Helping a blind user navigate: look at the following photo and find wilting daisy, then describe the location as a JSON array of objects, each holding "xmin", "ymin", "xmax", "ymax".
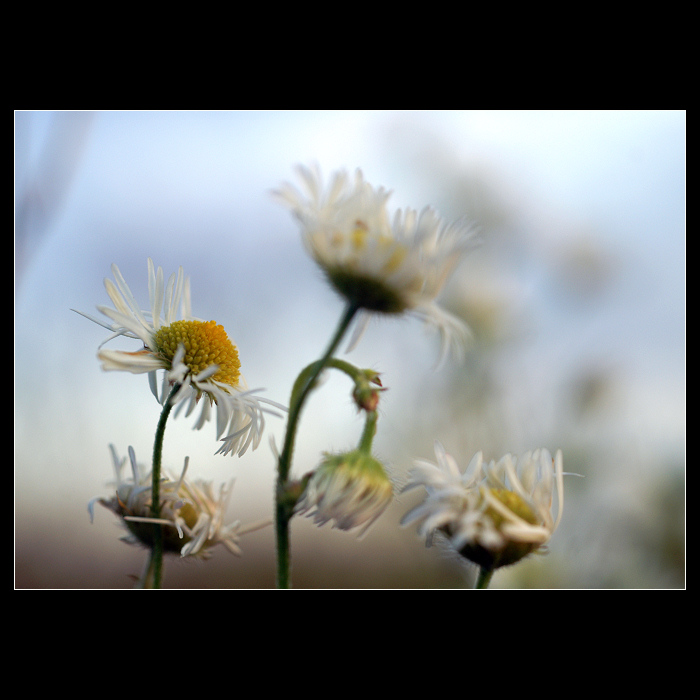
[
  {"xmin": 74, "ymin": 258, "xmax": 284, "ymax": 456},
  {"xmin": 89, "ymin": 445, "xmax": 269, "ymax": 558},
  {"xmin": 274, "ymin": 165, "xmax": 476, "ymax": 364},
  {"xmin": 295, "ymin": 449, "xmax": 394, "ymax": 537},
  {"xmin": 401, "ymin": 443, "xmax": 564, "ymax": 571}
]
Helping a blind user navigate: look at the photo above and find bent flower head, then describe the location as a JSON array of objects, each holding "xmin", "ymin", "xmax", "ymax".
[
  {"xmin": 89, "ymin": 445, "xmax": 267, "ymax": 558},
  {"xmin": 74, "ymin": 258, "xmax": 284, "ymax": 456},
  {"xmin": 401, "ymin": 442, "xmax": 564, "ymax": 570},
  {"xmin": 274, "ymin": 165, "xmax": 476, "ymax": 363},
  {"xmin": 295, "ymin": 449, "xmax": 394, "ymax": 537}
]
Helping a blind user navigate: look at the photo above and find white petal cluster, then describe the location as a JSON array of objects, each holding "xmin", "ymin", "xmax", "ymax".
[
  {"xmin": 402, "ymin": 443, "xmax": 564, "ymax": 567},
  {"xmin": 295, "ymin": 450, "xmax": 394, "ymax": 538},
  {"xmin": 275, "ymin": 165, "xmax": 476, "ymax": 364},
  {"xmin": 75, "ymin": 259, "xmax": 284, "ymax": 456},
  {"xmin": 89, "ymin": 445, "xmax": 267, "ymax": 558}
]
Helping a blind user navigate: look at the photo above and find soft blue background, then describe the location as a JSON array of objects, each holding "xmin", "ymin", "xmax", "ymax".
[{"xmin": 15, "ymin": 110, "xmax": 685, "ymax": 588}]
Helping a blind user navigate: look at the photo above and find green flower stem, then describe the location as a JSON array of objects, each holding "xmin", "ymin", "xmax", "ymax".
[
  {"xmin": 320, "ymin": 357, "xmax": 366, "ymax": 383},
  {"xmin": 147, "ymin": 382, "xmax": 180, "ymax": 590},
  {"xmin": 475, "ymin": 566, "xmax": 494, "ymax": 589},
  {"xmin": 276, "ymin": 302, "xmax": 359, "ymax": 589},
  {"xmin": 136, "ymin": 548, "xmax": 158, "ymax": 589},
  {"xmin": 357, "ymin": 410, "xmax": 378, "ymax": 454}
]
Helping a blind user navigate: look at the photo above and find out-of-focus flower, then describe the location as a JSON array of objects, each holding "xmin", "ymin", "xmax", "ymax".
[
  {"xmin": 89, "ymin": 445, "xmax": 268, "ymax": 558},
  {"xmin": 274, "ymin": 165, "xmax": 476, "ymax": 364},
  {"xmin": 402, "ymin": 442, "xmax": 564, "ymax": 570},
  {"xmin": 74, "ymin": 258, "xmax": 284, "ymax": 456},
  {"xmin": 295, "ymin": 449, "xmax": 394, "ymax": 537}
]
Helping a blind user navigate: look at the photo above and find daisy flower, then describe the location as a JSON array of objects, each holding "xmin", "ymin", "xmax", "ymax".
[
  {"xmin": 294, "ymin": 449, "xmax": 394, "ymax": 537},
  {"xmin": 401, "ymin": 442, "xmax": 565, "ymax": 570},
  {"xmin": 89, "ymin": 445, "xmax": 269, "ymax": 558},
  {"xmin": 74, "ymin": 258, "xmax": 284, "ymax": 456},
  {"xmin": 274, "ymin": 164, "xmax": 477, "ymax": 364}
]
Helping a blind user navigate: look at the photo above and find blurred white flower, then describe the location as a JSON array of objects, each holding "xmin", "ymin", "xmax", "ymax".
[
  {"xmin": 89, "ymin": 445, "xmax": 268, "ymax": 558},
  {"xmin": 74, "ymin": 258, "xmax": 284, "ymax": 456},
  {"xmin": 402, "ymin": 443, "xmax": 564, "ymax": 570},
  {"xmin": 274, "ymin": 165, "xmax": 476, "ymax": 364},
  {"xmin": 295, "ymin": 449, "xmax": 394, "ymax": 537}
]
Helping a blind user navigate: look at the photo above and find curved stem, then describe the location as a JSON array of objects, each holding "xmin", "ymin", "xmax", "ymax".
[
  {"xmin": 148, "ymin": 382, "xmax": 180, "ymax": 589},
  {"xmin": 275, "ymin": 303, "xmax": 359, "ymax": 589},
  {"xmin": 277, "ymin": 304, "xmax": 359, "ymax": 484},
  {"xmin": 357, "ymin": 410, "xmax": 378, "ymax": 454}
]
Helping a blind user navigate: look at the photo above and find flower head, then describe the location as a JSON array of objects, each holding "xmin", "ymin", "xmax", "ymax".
[
  {"xmin": 295, "ymin": 449, "xmax": 394, "ymax": 537},
  {"xmin": 274, "ymin": 165, "xmax": 476, "ymax": 364},
  {"xmin": 89, "ymin": 445, "xmax": 267, "ymax": 558},
  {"xmin": 74, "ymin": 258, "xmax": 284, "ymax": 456},
  {"xmin": 401, "ymin": 442, "xmax": 564, "ymax": 570}
]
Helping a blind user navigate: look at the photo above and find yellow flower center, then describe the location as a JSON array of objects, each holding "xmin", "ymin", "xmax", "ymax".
[
  {"xmin": 157, "ymin": 499, "xmax": 200, "ymax": 554},
  {"xmin": 154, "ymin": 320, "xmax": 241, "ymax": 387},
  {"xmin": 485, "ymin": 488, "xmax": 538, "ymax": 528},
  {"xmin": 350, "ymin": 224, "xmax": 408, "ymax": 272},
  {"xmin": 315, "ymin": 224, "xmax": 413, "ymax": 314}
]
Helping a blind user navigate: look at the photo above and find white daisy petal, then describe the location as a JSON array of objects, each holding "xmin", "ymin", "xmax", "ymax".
[
  {"xmin": 148, "ymin": 258, "xmax": 164, "ymax": 331},
  {"xmin": 76, "ymin": 259, "xmax": 285, "ymax": 456},
  {"xmin": 295, "ymin": 449, "xmax": 394, "ymax": 538},
  {"xmin": 90, "ymin": 446, "xmax": 268, "ymax": 559},
  {"xmin": 402, "ymin": 443, "xmax": 566, "ymax": 571},
  {"xmin": 275, "ymin": 165, "xmax": 477, "ymax": 363}
]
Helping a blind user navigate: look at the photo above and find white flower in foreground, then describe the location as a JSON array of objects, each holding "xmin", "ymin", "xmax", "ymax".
[
  {"xmin": 74, "ymin": 258, "xmax": 284, "ymax": 456},
  {"xmin": 295, "ymin": 450, "xmax": 394, "ymax": 537},
  {"xmin": 401, "ymin": 443, "xmax": 564, "ymax": 570},
  {"xmin": 274, "ymin": 165, "xmax": 476, "ymax": 364},
  {"xmin": 89, "ymin": 445, "xmax": 268, "ymax": 558}
]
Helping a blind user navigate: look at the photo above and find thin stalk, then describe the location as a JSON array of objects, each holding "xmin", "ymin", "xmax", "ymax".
[
  {"xmin": 136, "ymin": 549, "xmax": 158, "ymax": 589},
  {"xmin": 357, "ymin": 410, "xmax": 378, "ymax": 454},
  {"xmin": 276, "ymin": 303, "xmax": 359, "ymax": 589},
  {"xmin": 148, "ymin": 382, "xmax": 180, "ymax": 590},
  {"xmin": 475, "ymin": 566, "xmax": 494, "ymax": 589}
]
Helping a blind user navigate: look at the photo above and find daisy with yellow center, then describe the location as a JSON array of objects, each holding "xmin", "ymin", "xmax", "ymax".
[
  {"xmin": 75, "ymin": 258, "xmax": 283, "ymax": 456},
  {"xmin": 89, "ymin": 445, "xmax": 269, "ymax": 560},
  {"xmin": 401, "ymin": 442, "xmax": 564, "ymax": 584},
  {"xmin": 274, "ymin": 164, "xmax": 477, "ymax": 364}
]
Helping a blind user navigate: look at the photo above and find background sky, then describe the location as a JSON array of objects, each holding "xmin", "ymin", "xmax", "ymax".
[{"xmin": 15, "ymin": 110, "xmax": 685, "ymax": 589}]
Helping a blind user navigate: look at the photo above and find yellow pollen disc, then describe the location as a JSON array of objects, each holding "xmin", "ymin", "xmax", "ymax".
[
  {"xmin": 349, "ymin": 226, "xmax": 407, "ymax": 273},
  {"xmin": 351, "ymin": 224, "xmax": 369, "ymax": 250},
  {"xmin": 485, "ymin": 488, "xmax": 538, "ymax": 527},
  {"xmin": 154, "ymin": 320, "xmax": 241, "ymax": 387}
]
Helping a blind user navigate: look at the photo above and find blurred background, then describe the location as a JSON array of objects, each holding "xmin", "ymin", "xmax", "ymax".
[{"xmin": 15, "ymin": 110, "xmax": 685, "ymax": 589}]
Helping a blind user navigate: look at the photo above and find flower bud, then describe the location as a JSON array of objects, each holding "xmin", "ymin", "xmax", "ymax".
[{"xmin": 295, "ymin": 449, "xmax": 393, "ymax": 537}]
